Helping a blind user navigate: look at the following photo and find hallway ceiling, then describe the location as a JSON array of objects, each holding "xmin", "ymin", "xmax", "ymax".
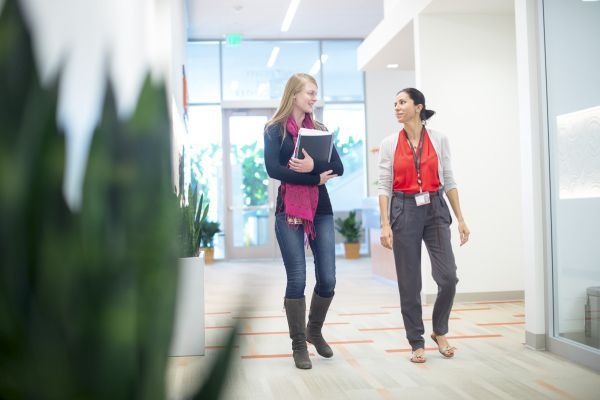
[{"xmin": 186, "ymin": 0, "xmax": 384, "ymax": 40}]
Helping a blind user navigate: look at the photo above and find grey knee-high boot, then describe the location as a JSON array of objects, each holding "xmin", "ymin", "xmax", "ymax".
[
  {"xmin": 306, "ymin": 292, "xmax": 334, "ymax": 358},
  {"xmin": 284, "ymin": 297, "xmax": 312, "ymax": 369}
]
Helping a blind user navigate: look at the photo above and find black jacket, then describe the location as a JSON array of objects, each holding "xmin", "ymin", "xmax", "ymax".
[{"xmin": 263, "ymin": 122, "xmax": 344, "ymax": 215}]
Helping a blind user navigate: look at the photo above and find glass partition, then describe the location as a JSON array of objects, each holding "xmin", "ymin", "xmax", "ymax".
[{"xmin": 543, "ymin": 0, "xmax": 600, "ymax": 351}]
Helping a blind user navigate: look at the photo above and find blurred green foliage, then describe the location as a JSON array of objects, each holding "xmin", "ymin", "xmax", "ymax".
[{"xmin": 0, "ymin": 1, "xmax": 174, "ymax": 398}]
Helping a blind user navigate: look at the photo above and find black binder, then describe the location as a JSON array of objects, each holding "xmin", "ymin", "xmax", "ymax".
[{"xmin": 293, "ymin": 128, "xmax": 334, "ymax": 163}]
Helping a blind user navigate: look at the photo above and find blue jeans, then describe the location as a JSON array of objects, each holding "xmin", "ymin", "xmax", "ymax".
[{"xmin": 275, "ymin": 213, "xmax": 336, "ymax": 299}]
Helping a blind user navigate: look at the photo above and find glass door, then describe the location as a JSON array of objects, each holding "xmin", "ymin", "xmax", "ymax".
[{"xmin": 223, "ymin": 109, "xmax": 278, "ymax": 259}]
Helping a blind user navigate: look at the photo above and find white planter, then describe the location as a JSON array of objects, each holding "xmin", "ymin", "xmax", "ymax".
[{"xmin": 169, "ymin": 255, "xmax": 205, "ymax": 356}]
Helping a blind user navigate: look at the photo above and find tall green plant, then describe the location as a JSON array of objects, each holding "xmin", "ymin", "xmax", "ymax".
[
  {"xmin": 335, "ymin": 211, "xmax": 363, "ymax": 243},
  {"xmin": 179, "ymin": 185, "xmax": 209, "ymax": 257},
  {"xmin": 0, "ymin": 3, "xmax": 240, "ymax": 399}
]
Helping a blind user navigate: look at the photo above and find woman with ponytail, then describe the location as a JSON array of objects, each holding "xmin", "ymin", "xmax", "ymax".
[
  {"xmin": 264, "ymin": 73, "xmax": 343, "ymax": 369},
  {"xmin": 377, "ymin": 88, "xmax": 470, "ymax": 364}
]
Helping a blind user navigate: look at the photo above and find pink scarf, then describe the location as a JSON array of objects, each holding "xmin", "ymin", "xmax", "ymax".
[{"xmin": 281, "ymin": 115, "xmax": 320, "ymax": 240}]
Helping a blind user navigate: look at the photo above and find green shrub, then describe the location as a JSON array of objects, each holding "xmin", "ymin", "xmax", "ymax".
[{"xmin": 335, "ymin": 211, "xmax": 363, "ymax": 243}]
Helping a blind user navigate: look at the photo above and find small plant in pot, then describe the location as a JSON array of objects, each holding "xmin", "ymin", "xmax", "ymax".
[
  {"xmin": 335, "ymin": 210, "xmax": 363, "ymax": 259},
  {"xmin": 199, "ymin": 220, "xmax": 221, "ymax": 265}
]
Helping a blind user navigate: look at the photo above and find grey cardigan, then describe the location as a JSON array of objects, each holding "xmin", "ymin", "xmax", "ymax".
[{"xmin": 377, "ymin": 128, "xmax": 457, "ymax": 198}]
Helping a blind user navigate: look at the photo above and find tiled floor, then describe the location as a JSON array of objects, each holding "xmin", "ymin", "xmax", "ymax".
[{"xmin": 166, "ymin": 258, "xmax": 600, "ymax": 400}]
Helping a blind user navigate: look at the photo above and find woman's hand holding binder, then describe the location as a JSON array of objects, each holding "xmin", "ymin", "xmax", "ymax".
[{"xmin": 289, "ymin": 149, "xmax": 315, "ymax": 173}]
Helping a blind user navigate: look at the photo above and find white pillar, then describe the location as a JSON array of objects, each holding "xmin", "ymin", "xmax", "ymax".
[{"xmin": 514, "ymin": 0, "xmax": 547, "ymax": 349}]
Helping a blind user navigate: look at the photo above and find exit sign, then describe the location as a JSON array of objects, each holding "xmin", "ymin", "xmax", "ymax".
[{"xmin": 225, "ymin": 34, "xmax": 243, "ymax": 46}]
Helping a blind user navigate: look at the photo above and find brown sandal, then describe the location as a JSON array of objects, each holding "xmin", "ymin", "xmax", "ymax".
[
  {"xmin": 431, "ymin": 333, "xmax": 456, "ymax": 358},
  {"xmin": 410, "ymin": 349, "xmax": 426, "ymax": 363}
]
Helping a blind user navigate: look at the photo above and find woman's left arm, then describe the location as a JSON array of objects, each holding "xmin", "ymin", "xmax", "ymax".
[{"xmin": 446, "ymin": 188, "xmax": 470, "ymax": 246}]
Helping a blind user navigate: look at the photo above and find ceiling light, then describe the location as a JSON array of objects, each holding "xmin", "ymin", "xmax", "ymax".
[
  {"xmin": 281, "ymin": 0, "xmax": 301, "ymax": 32},
  {"xmin": 386, "ymin": 64, "xmax": 399, "ymax": 69},
  {"xmin": 308, "ymin": 59, "xmax": 321, "ymax": 75},
  {"xmin": 267, "ymin": 47, "xmax": 280, "ymax": 68}
]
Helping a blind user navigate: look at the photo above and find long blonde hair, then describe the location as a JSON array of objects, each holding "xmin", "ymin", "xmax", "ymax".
[{"xmin": 266, "ymin": 73, "xmax": 322, "ymax": 136}]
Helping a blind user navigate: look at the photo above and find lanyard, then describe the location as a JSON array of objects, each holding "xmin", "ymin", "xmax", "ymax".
[{"xmin": 403, "ymin": 127, "xmax": 426, "ymax": 192}]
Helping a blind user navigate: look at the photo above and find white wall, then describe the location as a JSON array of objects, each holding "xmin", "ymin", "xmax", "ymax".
[
  {"xmin": 415, "ymin": 14, "xmax": 524, "ymax": 295},
  {"xmin": 365, "ymin": 69, "xmax": 415, "ymax": 197},
  {"xmin": 170, "ymin": 0, "xmax": 188, "ymax": 193}
]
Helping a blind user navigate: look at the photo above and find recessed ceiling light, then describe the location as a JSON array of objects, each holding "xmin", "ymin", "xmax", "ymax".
[
  {"xmin": 281, "ymin": 0, "xmax": 301, "ymax": 32},
  {"xmin": 386, "ymin": 64, "xmax": 399, "ymax": 69}
]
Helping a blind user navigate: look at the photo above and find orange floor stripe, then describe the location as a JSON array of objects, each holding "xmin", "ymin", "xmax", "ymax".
[
  {"xmin": 386, "ymin": 347, "xmax": 438, "ymax": 353},
  {"xmin": 381, "ymin": 305, "xmax": 431, "ymax": 309},
  {"xmin": 451, "ymin": 307, "xmax": 492, "ymax": 312},
  {"xmin": 206, "ymin": 326, "xmax": 233, "ymax": 330},
  {"xmin": 237, "ymin": 331, "xmax": 287, "ymax": 336},
  {"xmin": 329, "ymin": 340, "xmax": 374, "ymax": 345},
  {"xmin": 425, "ymin": 317, "xmax": 460, "ymax": 321},
  {"xmin": 535, "ymin": 379, "xmax": 577, "ymax": 400},
  {"xmin": 448, "ymin": 334, "xmax": 502, "ymax": 339},
  {"xmin": 359, "ymin": 327, "xmax": 404, "ymax": 331},
  {"xmin": 385, "ymin": 336, "xmax": 501, "ymax": 352},
  {"xmin": 477, "ymin": 322, "xmax": 525, "ymax": 326},
  {"xmin": 475, "ymin": 300, "xmax": 524, "ymax": 304},
  {"xmin": 241, "ymin": 352, "xmax": 315, "ymax": 359},
  {"xmin": 338, "ymin": 312, "xmax": 391, "ymax": 316}
]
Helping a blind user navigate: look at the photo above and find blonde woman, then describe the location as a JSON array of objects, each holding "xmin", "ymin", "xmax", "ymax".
[
  {"xmin": 378, "ymin": 88, "xmax": 470, "ymax": 363},
  {"xmin": 264, "ymin": 73, "xmax": 343, "ymax": 369}
]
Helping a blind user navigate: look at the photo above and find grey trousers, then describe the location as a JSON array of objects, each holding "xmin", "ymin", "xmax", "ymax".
[{"xmin": 390, "ymin": 190, "xmax": 458, "ymax": 350}]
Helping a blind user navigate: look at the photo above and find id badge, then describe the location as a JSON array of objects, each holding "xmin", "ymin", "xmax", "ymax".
[{"xmin": 415, "ymin": 192, "xmax": 431, "ymax": 206}]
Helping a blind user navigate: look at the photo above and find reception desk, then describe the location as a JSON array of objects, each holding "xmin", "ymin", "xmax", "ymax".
[
  {"xmin": 362, "ymin": 197, "xmax": 397, "ymax": 283},
  {"xmin": 369, "ymin": 228, "xmax": 397, "ymax": 282}
]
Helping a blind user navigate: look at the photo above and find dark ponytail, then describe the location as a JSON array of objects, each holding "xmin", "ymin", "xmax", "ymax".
[
  {"xmin": 421, "ymin": 109, "xmax": 436, "ymax": 122},
  {"xmin": 397, "ymin": 87, "xmax": 436, "ymax": 124}
]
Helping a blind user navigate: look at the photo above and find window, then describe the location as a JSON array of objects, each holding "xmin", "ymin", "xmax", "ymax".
[
  {"xmin": 186, "ymin": 105, "xmax": 224, "ymax": 258},
  {"xmin": 186, "ymin": 42, "xmax": 221, "ymax": 103},
  {"xmin": 322, "ymin": 41, "xmax": 364, "ymax": 102},
  {"xmin": 222, "ymin": 41, "xmax": 320, "ymax": 100},
  {"xmin": 323, "ymin": 103, "xmax": 366, "ymax": 211}
]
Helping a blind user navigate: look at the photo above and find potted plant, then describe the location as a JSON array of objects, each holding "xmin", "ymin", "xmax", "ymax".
[
  {"xmin": 335, "ymin": 210, "xmax": 363, "ymax": 259},
  {"xmin": 199, "ymin": 220, "xmax": 221, "ymax": 264},
  {"xmin": 171, "ymin": 183, "xmax": 209, "ymax": 357}
]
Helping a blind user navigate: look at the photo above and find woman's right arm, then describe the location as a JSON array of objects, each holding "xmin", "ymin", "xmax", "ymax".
[
  {"xmin": 264, "ymin": 128, "xmax": 320, "ymax": 185},
  {"xmin": 379, "ymin": 195, "xmax": 393, "ymax": 249},
  {"xmin": 377, "ymin": 136, "xmax": 393, "ymax": 250}
]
